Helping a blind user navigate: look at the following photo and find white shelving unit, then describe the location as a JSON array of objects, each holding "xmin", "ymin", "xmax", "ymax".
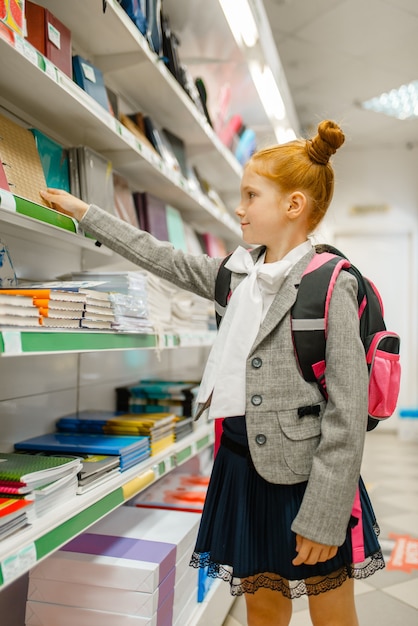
[{"xmin": 0, "ymin": 2, "xmax": 242, "ymax": 623}]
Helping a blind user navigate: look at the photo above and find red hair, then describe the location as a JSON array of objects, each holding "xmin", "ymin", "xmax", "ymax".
[{"xmin": 247, "ymin": 120, "xmax": 345, "ymax": 231}]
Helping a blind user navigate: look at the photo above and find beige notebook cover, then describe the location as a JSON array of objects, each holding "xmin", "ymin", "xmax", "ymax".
[{"xmin": 0, "ymin": 112, "xmax": 48, "ymax": 205}]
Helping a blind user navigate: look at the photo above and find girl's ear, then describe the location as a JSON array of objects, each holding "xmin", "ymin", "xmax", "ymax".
[{"xmin": 287, "ymin": 191, "xmax": 307, "ymax": 220}]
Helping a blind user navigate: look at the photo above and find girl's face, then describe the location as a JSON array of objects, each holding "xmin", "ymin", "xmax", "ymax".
[{"xmin": 235, "ymin": 167, "xmax": 289, "ymax": 249}]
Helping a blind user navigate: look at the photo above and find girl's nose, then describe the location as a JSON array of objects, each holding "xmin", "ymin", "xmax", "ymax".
[{"xmin": 235, "ymin": 202, "xmax": 244, "ymax": 217}]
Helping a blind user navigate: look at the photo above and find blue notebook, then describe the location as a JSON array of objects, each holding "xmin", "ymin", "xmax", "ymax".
[
  {"xmin": 72, "ymin": 55, "xmax": 111, "ymax": 112},
  {"xmin": 15, "ymin": 433, "xmax": 149, "ymax": 457}
]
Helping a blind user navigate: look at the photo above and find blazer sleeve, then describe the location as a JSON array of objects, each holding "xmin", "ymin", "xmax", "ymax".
[
  {"xmin": 80, "ymin": 204, "xmax": 222, "ymax": 300},
  {"xmin": 290, "ymin": 270, "xmax": 369, "ymax": 546}
]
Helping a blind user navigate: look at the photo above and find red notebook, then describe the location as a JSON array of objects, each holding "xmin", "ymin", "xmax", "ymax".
[{"xmin": 25, "ymin": 1, "xmax": 72, "ymax": 77}]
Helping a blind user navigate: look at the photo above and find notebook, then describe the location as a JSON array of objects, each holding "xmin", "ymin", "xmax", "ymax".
[{"xmin": 72, "ymin": 55, "xmax": 111, "ymax": 112}]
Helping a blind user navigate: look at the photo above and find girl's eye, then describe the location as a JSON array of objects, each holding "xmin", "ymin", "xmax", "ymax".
[{"xmin": 248, "ymin": 191, "xmax": 256, "ymax": 199}]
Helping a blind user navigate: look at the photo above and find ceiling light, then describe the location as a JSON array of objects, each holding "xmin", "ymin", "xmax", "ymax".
[
  {"xmin": 361, "ymin": 80, "xmax": 418, "ymax": 120},
  {"xmin": 219, "ymin": 0, "xmax": 258, "ymax": 48},
  {"xmin": 249, "ymin": 62, "xmax": 286, "ymax": 122}
]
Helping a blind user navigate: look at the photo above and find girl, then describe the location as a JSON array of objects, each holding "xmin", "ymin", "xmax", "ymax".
[{"xmin": 40, "ymin": 120, "xmax": 384, "ymax": 626}]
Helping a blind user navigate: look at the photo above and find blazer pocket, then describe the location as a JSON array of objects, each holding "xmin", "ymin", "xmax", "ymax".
[{"xmin": 279, "ymin": 410, "xmax": 322, "ymax": 476}]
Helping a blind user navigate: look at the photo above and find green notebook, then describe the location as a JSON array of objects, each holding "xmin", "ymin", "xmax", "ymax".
[{"xmin": 0, "ymin": 452, "xmax": 81, "ymax": 488}]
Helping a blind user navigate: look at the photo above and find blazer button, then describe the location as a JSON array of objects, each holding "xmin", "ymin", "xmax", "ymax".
[
  {"xmin": 251, "ymin": 357, "xmax": 262, "ymax": 369},
  {"xmin": 251, "ymin": 394, "xmax": 262, "ymax": 406},
  {"xmin": 255, "ymin": 434, "xmax": 267, "ymax": 445}
]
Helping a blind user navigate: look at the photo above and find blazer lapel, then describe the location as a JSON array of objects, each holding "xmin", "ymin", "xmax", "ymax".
[{"xmin": 251, "ymin": 249, "xmax": 315, "ymax": 350}]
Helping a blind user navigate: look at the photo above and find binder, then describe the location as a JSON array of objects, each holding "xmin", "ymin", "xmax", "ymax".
[
  {"xmin": 72, "ymin": 55, "xmax": 111, "ymax": 112},
  {"xmin": 25, "ymin": 1, "xmax": 72, "ymax": 77}
]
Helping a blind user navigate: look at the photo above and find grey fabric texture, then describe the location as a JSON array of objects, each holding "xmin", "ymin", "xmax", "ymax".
[{"xmin": 81, "ymin": 205, "xmax": 368, "ymax": 546}]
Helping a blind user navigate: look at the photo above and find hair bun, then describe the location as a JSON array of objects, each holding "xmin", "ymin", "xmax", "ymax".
[{"xmin": 306, "ymin": 120, "xmax": 345, "ymax": 165}]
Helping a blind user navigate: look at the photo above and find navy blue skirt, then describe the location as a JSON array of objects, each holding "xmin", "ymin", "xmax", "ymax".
[{"xmin": 190, "ymin": 417, "xmax": 384, "ymax": 598}]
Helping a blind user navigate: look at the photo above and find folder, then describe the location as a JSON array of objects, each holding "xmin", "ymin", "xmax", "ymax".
[
  {"xmin": 0, "ymin": 112, "xmax": 48, "ymax": 205},
  {"xmin": 31, "ymin": 129, "xmax": 70, "ymax": 192},
  {"xmin": 69, "ymin": 146, "xmax": 115, "ymax": 215},
  {"xmin": 140, "ymin": 193, "xmax": 169, "ymax": 241},
  {"xmin": 72, "ymin": 55, "xmax": 111, "ymax": 112},
  {"xmin": 25, "ymin": 1, "xmax": 72, "ymax": 77},
  {"xmin": 113, "ymin": 172, "xmax": 140, "ymax": 227}
]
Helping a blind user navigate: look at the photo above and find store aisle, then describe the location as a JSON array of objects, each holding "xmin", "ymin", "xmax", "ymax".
[{"xmin": 223, "ymin": 430, "xmax": 418, "ymax": 625}]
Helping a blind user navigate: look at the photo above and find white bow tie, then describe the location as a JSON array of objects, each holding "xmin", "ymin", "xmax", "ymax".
[
  {"xmin": 196, "ymin": 246, "xmax": 293, "ymax": 420},
  {"xmin": 225, "ymin": 246, "xmax": 293, "ymax": 295}
]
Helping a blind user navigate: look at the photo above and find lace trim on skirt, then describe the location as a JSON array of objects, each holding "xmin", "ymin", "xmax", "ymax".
[{"xmin": 189, "ymin": 548, "xmax": 385, "ymax": 599}]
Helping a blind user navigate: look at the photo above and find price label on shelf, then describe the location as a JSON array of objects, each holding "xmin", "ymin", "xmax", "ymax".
[
  {"xmin": 0, "ymin": 190, "xmax": 16, "ymax": 212},
  {"xmin": 1, "ymin": 331, "xmax": 23, "ymax": 355},
  {"xmin": 1, "ymin": 543, "xmax": 36, "ymax": 584}
]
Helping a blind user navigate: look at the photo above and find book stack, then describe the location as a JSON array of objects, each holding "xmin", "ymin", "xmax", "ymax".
[
  {"xmin": 0, "ymin": 452, "xmax": 81, "ymax": 521},
  {"xmin": 0, "ymin": 496, "xmax": 34, "ymax": 539},
  {"xmin": 14, "ymin": 432, "xmax": 150, "ymax": 472},
  {"xmin": 116, "ymin": 380, "xmax": 198, "ymax": 418},
  {"xmin": 104, "ymin": 413, "xmax": 177, "ymax": 457},
  {"xmin": 1, "ymin": 283, "xmax": 115, "ymax": 330},
  {"xmin": 26, "ymin": 507, "xmax": 200, "ymax": 625},
  {"xmin": 0, "ymin": 293, "xmax": 40, "ymax": 328},
  {"xmin": 69, "ymin": 271, "xmax": 153, "ymax": 333}
]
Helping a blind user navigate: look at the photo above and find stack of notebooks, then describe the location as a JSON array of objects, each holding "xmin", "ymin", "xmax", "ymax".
[
  {"xmin": 0, "ymin": 496, "xmax": 34, "ymax": 540},
  {"xmin": 0, "ymin": 293, "xmax": 40, "ymax": 328},
  {"xmin": 0, "ymin": 283, "xmax": 115, "ymax": 329},
  {"xmin": 69, "ymin": 271, "xmax": 153, "ymax": 333},
  {"xmin": 0, "ymin": 452, "xmax": 81, "ymax": 522},
  {"xmin": 116, "ymin": 380, "xmax": 198, "ymax": 418},
  {"xmin": 14, "ymin": 432, "xmax": 150, "ymax": 473},
  {"xmin": 103, "ymin": 413, "xmax": 177, "ymax": 457},
  {"xmin": 26, "ymin": 507, "xmax": 201, "ymax": 625}
]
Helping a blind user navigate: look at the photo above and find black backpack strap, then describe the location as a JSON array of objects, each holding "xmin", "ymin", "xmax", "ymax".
[
  {"xmin": 291, "ymin": 251, "xmax": 350, "ymax": 395},
  {"xmin": 214, "ymin": 254, "xmax": 232, "ymax": 328}
]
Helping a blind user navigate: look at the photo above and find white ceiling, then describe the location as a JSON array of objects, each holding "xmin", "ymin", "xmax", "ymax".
[{"xmin": 164, "ymin": 0, "xmax": 418, "ymax": 152}]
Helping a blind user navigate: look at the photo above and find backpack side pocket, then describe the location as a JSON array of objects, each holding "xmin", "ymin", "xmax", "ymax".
[{"xmin": 367, "ymin": 331, "xmax": 401, "ymax": 419}]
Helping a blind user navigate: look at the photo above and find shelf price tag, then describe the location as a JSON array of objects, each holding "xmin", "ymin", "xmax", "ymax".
[
  {"xmin": 1, "ymin": 543, "xmax": 36, "ymax": 585},
  {"xmin": 43, "ymin": 57, "xmax": 57, "ymax": 81},
  {"xmin": 1, "ymin": 331, "xmax": 22, "ymax": 355},
  {"xmin": 0, "ymin": 190, "xmax": 16, "ymax": 212}
]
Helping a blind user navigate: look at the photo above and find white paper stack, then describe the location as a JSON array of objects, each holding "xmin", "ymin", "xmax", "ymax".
[{"xmin": 26, "ymin": 507, "xmax": 201, "ymax": 625}]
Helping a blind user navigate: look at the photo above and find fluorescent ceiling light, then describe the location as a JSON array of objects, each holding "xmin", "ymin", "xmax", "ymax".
[
  {"xmin": 361, "ymin": 80, "xmax": 418, "ymax": 120},
  {"xmin": 249, "ymin": 62, "xmax": 286, "ymax": 122},
  {"xmin": 219, "ymin": 0, "xmax": 258, "ymax": 48}
]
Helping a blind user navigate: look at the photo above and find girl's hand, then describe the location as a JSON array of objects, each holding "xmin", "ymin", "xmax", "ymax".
[
  {"xmin": 292, "ymin": 534, "xmax": 338, "ymax": 566},
  {"xmin": 40, "ymin": 188, "xmax": 89, "ymax": 222}
]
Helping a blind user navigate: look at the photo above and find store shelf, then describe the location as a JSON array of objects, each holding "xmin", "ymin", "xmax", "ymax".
[
  {"xmin": 37, "ymin": 0, "xmax": 242, "ymax": 198},
  {"xmin": 0, "ymin": 423, "xmax": 214, "ymax": 590},
  {"xmin": 0, "ymin": 329, "xmax": 216, "ymax": 356},
  {"xmin": 0, "ymin": 34, "xmax": 241, "ymax": 244}
]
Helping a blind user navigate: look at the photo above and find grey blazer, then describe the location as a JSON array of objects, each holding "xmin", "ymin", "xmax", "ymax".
[{"xmin": 81, "ymin": 205, "xmax": 369, "ymax": 546}]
